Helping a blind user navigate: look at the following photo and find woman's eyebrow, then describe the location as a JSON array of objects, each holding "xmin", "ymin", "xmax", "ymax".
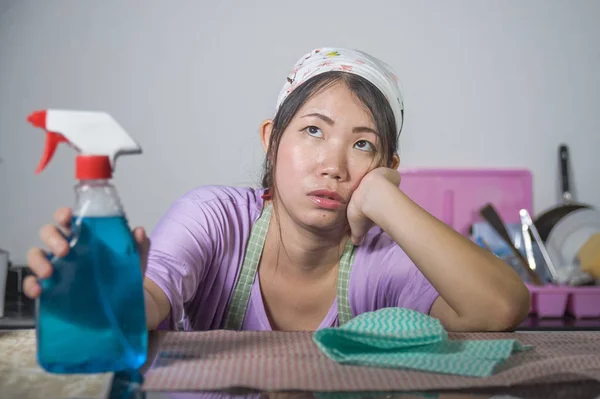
[
  {"xmin": 352, "ymin": 126, "xmax": 378, "ymax": 135},
  {"xmin": 301, "ymin": 113, "xmax": 378, "ymax": 135},
  {"xmin": 302, "ymin": 112, "xmax": 334, "ymax": 125}
]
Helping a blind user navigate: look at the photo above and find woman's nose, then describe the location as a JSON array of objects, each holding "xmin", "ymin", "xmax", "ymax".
[{"xmin": 319, "ymin": 149, "xmax": 348, "ymax": 181}]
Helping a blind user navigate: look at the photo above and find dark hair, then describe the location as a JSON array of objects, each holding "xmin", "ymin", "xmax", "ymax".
[{"xmin": 260, "ymin": 71, "xmax": 402, "ymax": 189}]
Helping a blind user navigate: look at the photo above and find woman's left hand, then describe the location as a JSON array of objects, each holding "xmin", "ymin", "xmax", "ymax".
[{"xmin": 346, "ymin": 167, "xmax": 401, "ymax": 245}]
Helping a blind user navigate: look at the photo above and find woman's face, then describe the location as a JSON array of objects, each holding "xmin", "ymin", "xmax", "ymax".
[{"xmin": 266, "ymin": 82, "xmax": 384, "ymax": 233}]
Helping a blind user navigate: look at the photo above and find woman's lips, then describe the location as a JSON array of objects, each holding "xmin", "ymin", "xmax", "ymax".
[{"xmin": 308, "ymin": 189, "xmax": 345, "ymax": 210}]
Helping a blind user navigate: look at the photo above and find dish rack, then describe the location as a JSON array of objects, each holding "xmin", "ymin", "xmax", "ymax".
[{"xmin": 526, "ymin": 283, "xmax": 600, "ymax": 319}]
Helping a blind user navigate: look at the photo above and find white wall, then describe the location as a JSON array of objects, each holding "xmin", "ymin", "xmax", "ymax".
[{"xmin": 1, "ymin": 0, "xmax": 599, "ymax": 264}]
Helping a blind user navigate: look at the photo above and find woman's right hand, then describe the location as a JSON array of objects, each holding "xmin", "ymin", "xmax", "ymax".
[{"xmin": 23, "ymin": 207, "xmax": 151, "ymax": 299}]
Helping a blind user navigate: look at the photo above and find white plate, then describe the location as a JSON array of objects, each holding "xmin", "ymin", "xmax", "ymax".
[{"xmin": 546, "ymin": 208, "xmax": 600, "ymax": 270}]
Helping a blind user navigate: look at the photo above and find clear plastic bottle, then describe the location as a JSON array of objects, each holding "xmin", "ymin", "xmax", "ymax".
[
  {"xmin": 27, "ymin": 110, "xmax": 147, "ymax": 374},
  {"xmin": 37, "ymin": 157, "xmax": 147, "ymax": 373}
]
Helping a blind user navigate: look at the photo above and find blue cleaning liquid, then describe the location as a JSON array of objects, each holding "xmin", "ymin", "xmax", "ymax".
[{"xmin": 37, "ymin": 215, "xmax": 148, "ymax": 374}]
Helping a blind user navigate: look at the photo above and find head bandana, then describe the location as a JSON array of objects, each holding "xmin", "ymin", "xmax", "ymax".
[{"xmin": 276, "ymin": 47, "xmax": 404, "ymax": 136}]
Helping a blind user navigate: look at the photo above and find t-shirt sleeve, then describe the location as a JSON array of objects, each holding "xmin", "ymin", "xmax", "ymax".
[
  {"xmin": 144, "ymin": 193, "xmax": 219, "ymax": 330},
  {"xmin": 351, "ymin": 231, "xmax": 440, "ymax": 316}
]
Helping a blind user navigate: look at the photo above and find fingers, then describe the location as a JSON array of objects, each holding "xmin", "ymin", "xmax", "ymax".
[
  {"xmin": 351, "ymin": 233, "xmax": 365, "ymax": 246},
  {"xmin": 347, "ymin": 207, "xmax": 371, "ymax": 247},
  {"xmin": 25, "ymin": 246, "xmax": 50, "ymax": 300},
  {"xmin": 347, "ymin": 206, "xmax": 370, "ymax": 246},
  {"xmin": 23, "ymin": 275, "xmax": 41, "ymax": 299},
  {"xmin": 133, "ymin": 227, "xmax": 151, "ymax": 275},
  {"xmin": 24, "ymin": 208, "xmax": 72, "ymax": 299},
  {"xmin": 348, "ymin": 220, "xmax": 368, "ymax": 246},
  {"xmin": 54, "ymin": 207, "xmax": 73, "ymax": 236},
  {"xmin": 27, "ymin": 247, "xmax": 53, "ymax": 279},
  {"xmin": 39, "ymin": 223, "xmax": 69, "ymax": 258}
]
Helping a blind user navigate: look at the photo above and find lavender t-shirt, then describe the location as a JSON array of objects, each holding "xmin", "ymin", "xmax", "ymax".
[{"xmin": 144, "ymin": 185, "xmax": 439, "ymax": 331}]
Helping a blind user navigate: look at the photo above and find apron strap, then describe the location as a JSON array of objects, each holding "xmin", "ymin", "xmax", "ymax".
[
  {"xmin": 337, "ymin": 239, "xmax": 357, "ymax": 326},
  {"xmin": 223, "ymin": 202, "xmax": 273, "ymax": 330},
  {"xmin": 223, "ymin": 201, "xmax": 357, "ymax": 330}
]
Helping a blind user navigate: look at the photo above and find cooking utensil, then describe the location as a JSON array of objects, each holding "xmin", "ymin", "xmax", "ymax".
[
  {"xmin": 520, "ymin": 209, "xmax": 561, "ymax": 283},
  {"xmin": 479, "ymin": 204, "xmax": 543, "ymax": 285},
  {"xmin": 520, "ymin": 212, "xmax": 537, "ymax": 271},
  {"xmin": 534, "ymin": 145, "xmax": 592, "ymax": 241}
]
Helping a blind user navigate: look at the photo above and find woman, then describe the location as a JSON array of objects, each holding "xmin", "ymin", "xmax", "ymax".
[{"xmin": 24, "ymin": 47, "xmax": 531, "ymax": 332}]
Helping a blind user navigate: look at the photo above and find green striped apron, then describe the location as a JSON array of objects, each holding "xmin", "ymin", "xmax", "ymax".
[{"xmin": 223, "ymin": 202, "xmax": 357, "ymax": 330}]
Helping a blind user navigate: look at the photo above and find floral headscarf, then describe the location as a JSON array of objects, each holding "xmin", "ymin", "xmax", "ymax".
[{"xmin": 276, "ymin": 47, "xmax": 404, "ymax": 135}]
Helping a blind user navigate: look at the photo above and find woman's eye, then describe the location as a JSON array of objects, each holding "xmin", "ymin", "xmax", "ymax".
[
  {"xmin": 354, "ymin": 140, "xmax": 376, "ymax": 152},
  {"xmin": 305, "ymin": 126, "xmax": 323, "ymax": 137}
]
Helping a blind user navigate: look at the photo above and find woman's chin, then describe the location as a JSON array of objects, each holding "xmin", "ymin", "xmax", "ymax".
[{"xmin": 300, "ymin": 210, "xmax": 348, "ymax": 233}]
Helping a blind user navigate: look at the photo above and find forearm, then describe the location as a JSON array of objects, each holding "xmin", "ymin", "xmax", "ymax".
[
  {"xmin": 144, "ymin": 289, "xmax": 162, "ymax": 330},
  {"xmin": 365, "ymin": 181, "xmax": 530, "ymax": 329},
  {"xmin": 143, "ymin": 278, "xmax": 172, "ymax": 331}
]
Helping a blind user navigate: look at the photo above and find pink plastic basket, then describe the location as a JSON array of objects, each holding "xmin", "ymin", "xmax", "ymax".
[
  {"xmin": 398, "ymin": 168, "xmax": 533, "ymax": 235},
  {"xmin": 567, "ymin": 286, "xmax": 600, "ymax": 319},
  {"xmin": 527, "ymin": 284, "xmax": 569, "ymax": 318},
  {"xmin": 526, "ymin": 284, "xmax": 600, "ymax": 318}
]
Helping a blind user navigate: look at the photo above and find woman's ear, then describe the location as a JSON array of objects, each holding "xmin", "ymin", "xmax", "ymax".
[
  {"xmin": 260, "ymin": 119, "xmax": 274, "ymax": 153},
  {"xmin": 391, "ymin": 153, "xmax": 400, "ymax": 170}
]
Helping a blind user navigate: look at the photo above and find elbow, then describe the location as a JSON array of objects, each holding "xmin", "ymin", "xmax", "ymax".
[{"xmin": 487, "ymin": 283, "xmax": 531, "ymax": 331}]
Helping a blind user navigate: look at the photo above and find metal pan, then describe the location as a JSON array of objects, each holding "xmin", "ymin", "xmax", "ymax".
[{"xmin": 534, "ymin": 144, "xmax": 592, "ymax": 242}]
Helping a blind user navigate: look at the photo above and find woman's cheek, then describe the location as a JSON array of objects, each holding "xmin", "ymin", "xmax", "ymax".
[
  {"xmin": 290, "ymin": 143, "xmax": 319, "ymax": 173},
  {"xmin": 347, "ymin": 156, "xmax": 372, "ymax": 183}
]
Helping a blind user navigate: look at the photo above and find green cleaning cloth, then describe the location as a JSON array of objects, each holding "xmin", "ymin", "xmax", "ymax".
[{"xmin": 312, "ymin": 308, "xmax": 531, "ymax": 378}]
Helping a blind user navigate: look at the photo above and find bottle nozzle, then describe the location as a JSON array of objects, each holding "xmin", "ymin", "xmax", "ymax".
[
  {"xmin": 27, "ymin": 109, "xmax": 142, "ymax": 176},
  {"xmin": 28, "ymin": 110, "xmax": 47, "ymax": 128},
  {"xmin": 28, "ymin": 110, "xmax": 69, "ymax": 174},
  {"xmin": 35, "ymin": 132, "xmax": 68, "ymax": 173}
]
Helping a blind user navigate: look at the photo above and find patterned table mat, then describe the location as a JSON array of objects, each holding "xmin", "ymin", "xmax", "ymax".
[{"xmin": 142, "ymin": 330, "xmax": 600, "ymax": 392}]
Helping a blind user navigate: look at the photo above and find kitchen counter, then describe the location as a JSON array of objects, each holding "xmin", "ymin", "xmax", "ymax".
[
  {"xmin": 2, "ymin": 270, "xmax": 600, "ymax": 398},
  {"xmin": 2, "ymin": 328, "xmax": 600, "ymax": 399},
  {"xmin": 0, "ymin": 329, "xmax": 113, "ymax": 399}
]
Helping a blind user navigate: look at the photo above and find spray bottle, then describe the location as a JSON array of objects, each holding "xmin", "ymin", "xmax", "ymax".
[{"xmin": 27, "ymin": 109, "xmax": 148, "ymax": 374}]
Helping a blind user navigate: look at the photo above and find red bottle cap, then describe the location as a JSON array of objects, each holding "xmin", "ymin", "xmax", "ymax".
[{"xmin": 76, "ymin": 155, "xmax": 112, "ymax": 180}]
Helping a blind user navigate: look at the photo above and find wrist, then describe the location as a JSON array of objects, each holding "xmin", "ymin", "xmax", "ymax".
[{"xmin": 362, "ymin": 177, "xmax": 404, "ymax": 224}]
